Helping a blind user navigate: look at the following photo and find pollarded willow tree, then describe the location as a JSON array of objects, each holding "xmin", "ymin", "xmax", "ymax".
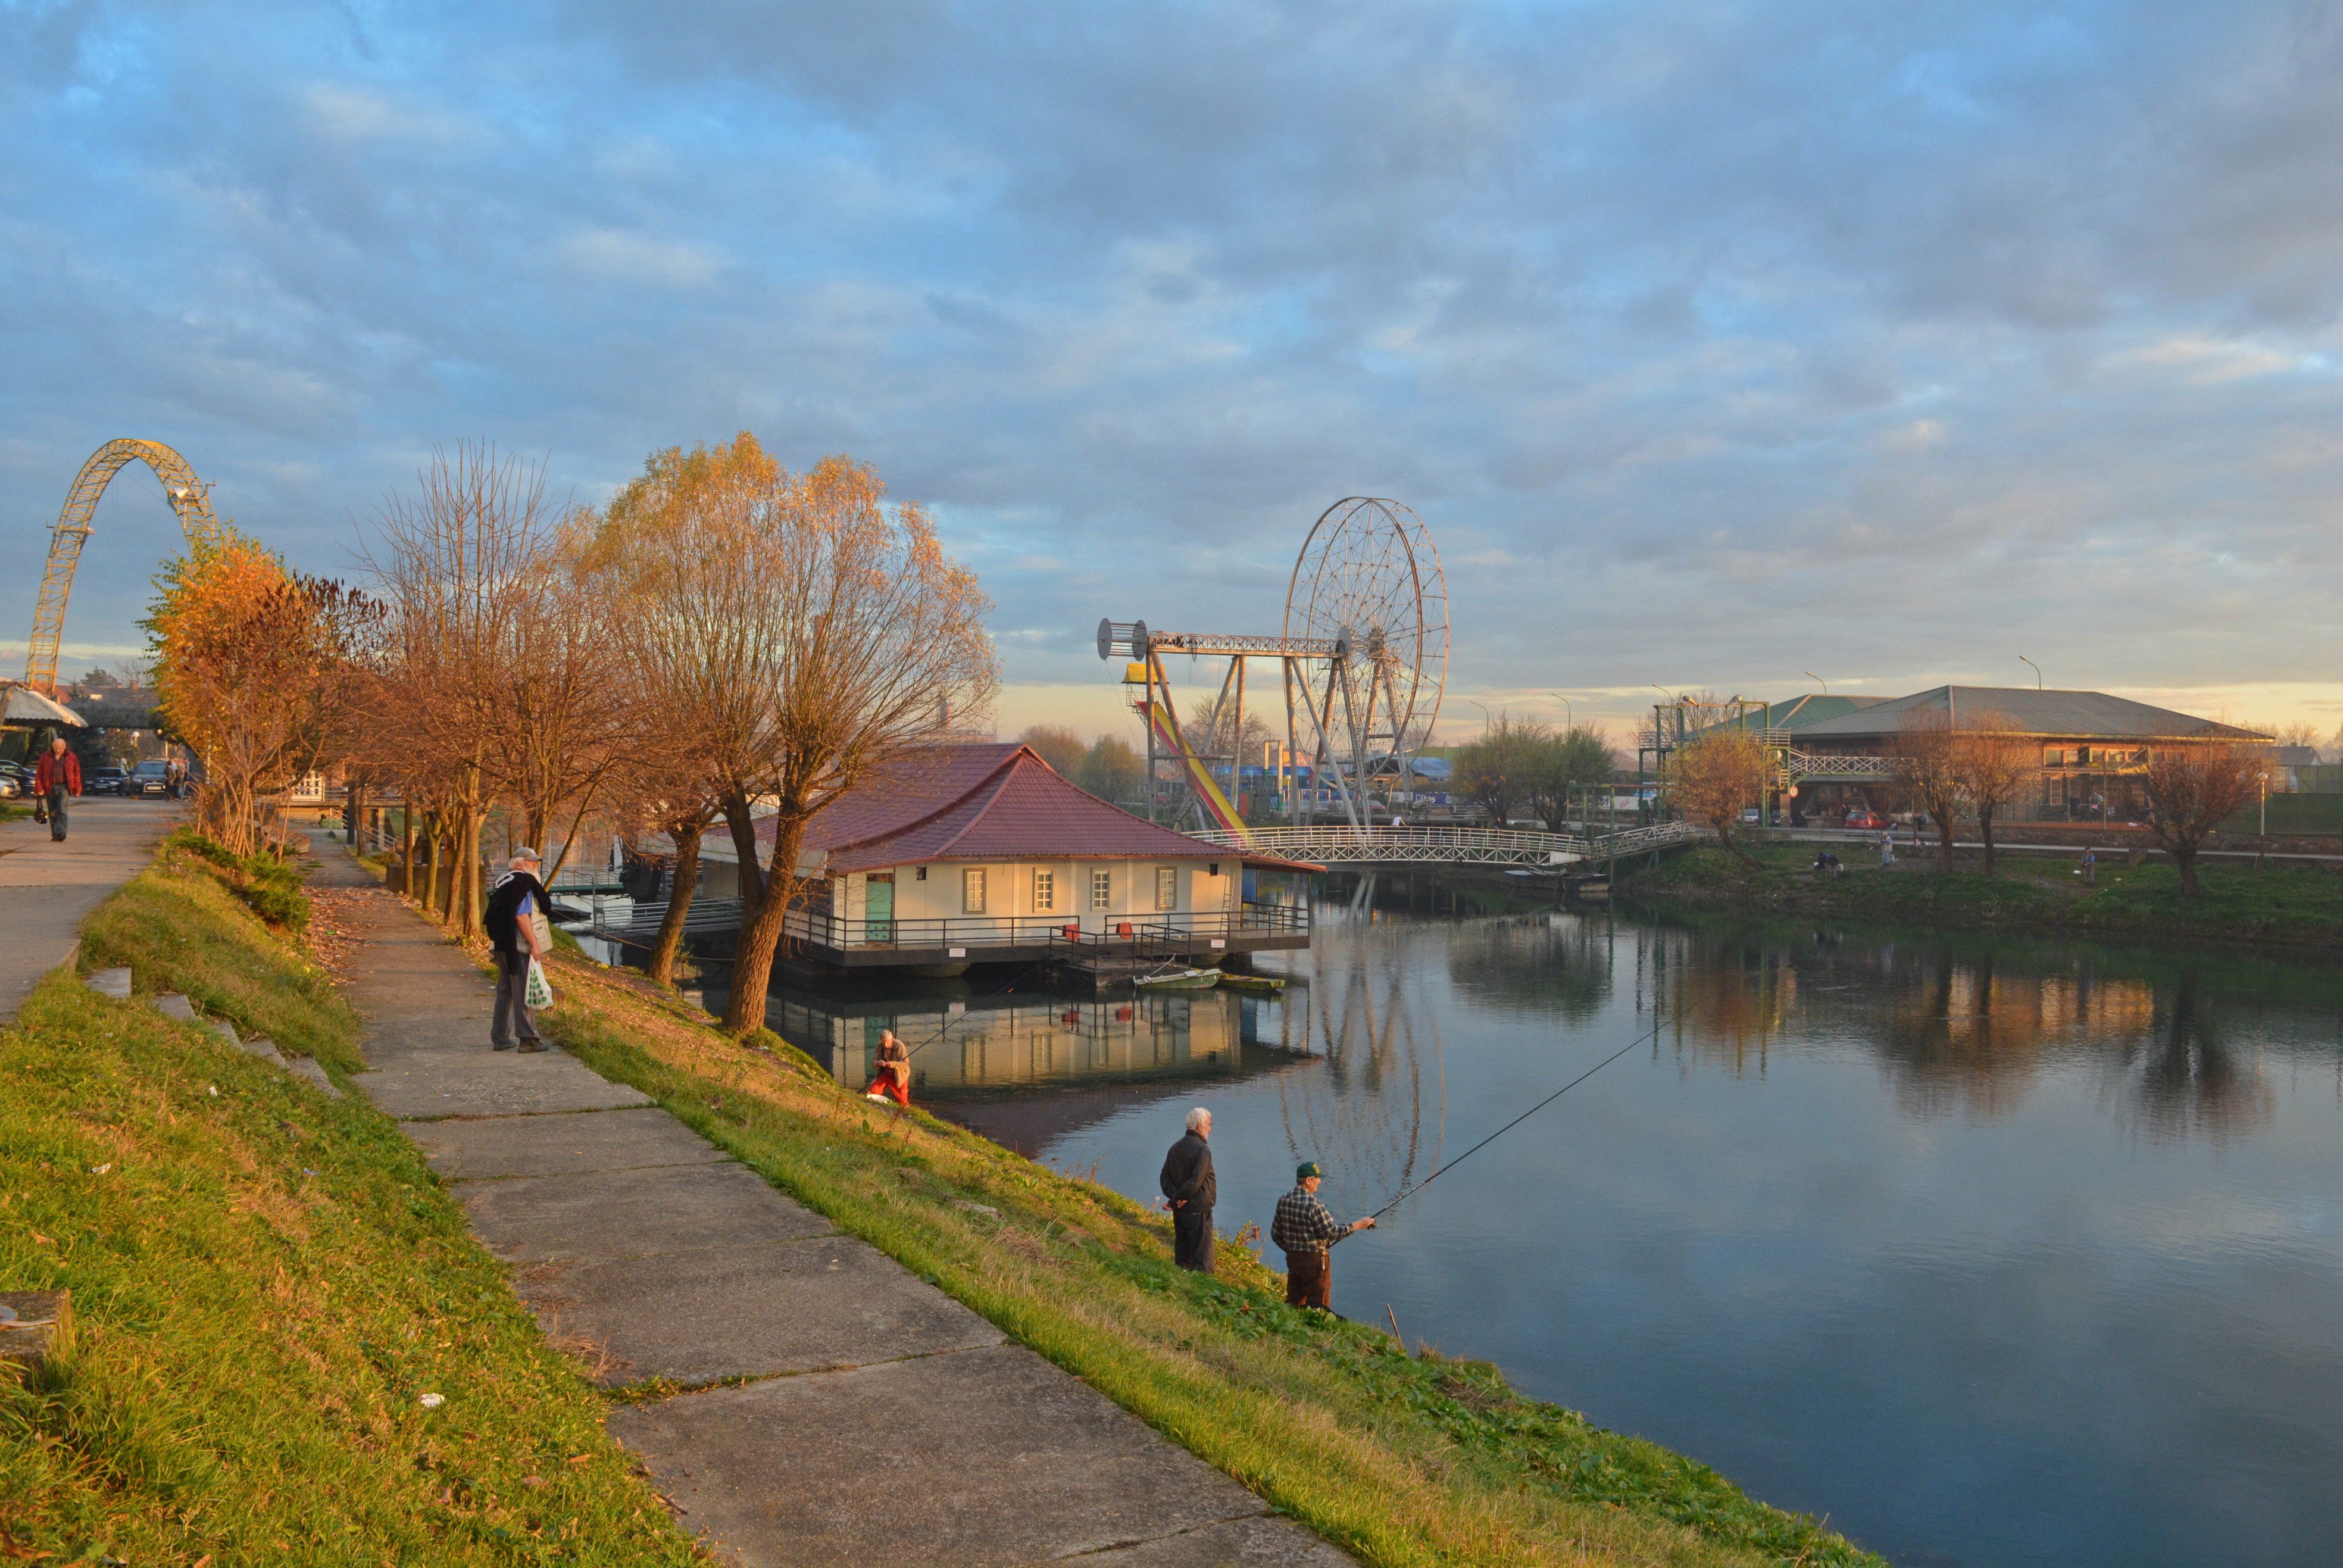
[
  {"xmin": 596, "ymin": 439, "xmax": 996, "ymax": 1035},
  {"xmin": 147, "ymin": 529, "xmax": 377, "ymax": 856}
]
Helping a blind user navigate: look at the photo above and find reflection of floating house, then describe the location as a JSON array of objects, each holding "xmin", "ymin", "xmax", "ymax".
[{"xmin": 733, "ymin": 744, "xmax": 1320, "ymax": 978}]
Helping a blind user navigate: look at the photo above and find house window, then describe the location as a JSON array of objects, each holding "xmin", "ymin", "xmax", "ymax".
[
  {"xmin": 2043, "ymin": 748, "xmax": 2066, "ymax": 767},
  {"xmin": 1155, "ymin": 866, "xmax": 1177, "ymax": 911},
  {"xmin": 1033, "ymin": 869, "xmax": 1055, "ymax": 912},
  {"xmin": 963, "ymin": 867, "xmax": 987, "ymax": 914},
  {"xmin": 1091, "ymin": 868, "xmax": 1112, "ymax": 910}
]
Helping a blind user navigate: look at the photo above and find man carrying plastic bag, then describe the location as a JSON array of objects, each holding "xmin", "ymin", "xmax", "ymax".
[{"xmin": 485, "ymin": 848, "xmax": 553, "ymax": 1052}]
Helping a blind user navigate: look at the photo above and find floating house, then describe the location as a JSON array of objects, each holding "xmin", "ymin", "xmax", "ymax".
[{"xmin": 690, "ymin": 742, "xmax": 1320, "ymax": 977}]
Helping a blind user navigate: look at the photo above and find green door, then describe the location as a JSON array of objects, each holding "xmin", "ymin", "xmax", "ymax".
[{"xmin": 865, "ymin": 873, "xmax": 894, "ymax": 944}]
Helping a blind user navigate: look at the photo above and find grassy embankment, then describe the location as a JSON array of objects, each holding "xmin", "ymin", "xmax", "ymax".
[
  {"xmin": 1625, "ymin": 839, "xmax": 2343, "ymax": 951},
  {"xmin": 0, "ymin": 835, "xmax": 701, "ymax": 1566},
  {"xmin": 526, "ymin": 946, "xmax": 1884, "ymax": 1568}
]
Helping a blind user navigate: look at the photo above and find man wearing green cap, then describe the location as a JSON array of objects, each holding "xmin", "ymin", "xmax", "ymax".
[{"xmin": 1270, "ymin": 1161, "xmax": 1376, "ymax": 1311}]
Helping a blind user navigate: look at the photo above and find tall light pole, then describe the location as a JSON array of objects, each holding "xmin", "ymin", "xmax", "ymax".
[
  {"xmin": 1805, "ymin": 670, "xmax": 1828, "ymax": 695},
  {"xmin": 2019, "ymin": 655, "xmax": 2042, "ymax": 689},
  {"xmin": 1548, "ymin": 692, "xmax": 1575, "ymax": 729}
]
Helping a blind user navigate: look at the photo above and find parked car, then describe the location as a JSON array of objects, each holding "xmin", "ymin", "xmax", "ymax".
[
  {"xmin": 0, "ymin": 773, "xmax": 17, "ymax": 799},
  {"xmin": 90, "ymin": 766, "xmax": 129, "ymax": 795},
  {"xmin": 1844, "ymin": 809, "xmax": 1888, "ymax": 830},
  {"xmin": 129, "ymin": 759, "xmax": 173, "ymax": 798}
]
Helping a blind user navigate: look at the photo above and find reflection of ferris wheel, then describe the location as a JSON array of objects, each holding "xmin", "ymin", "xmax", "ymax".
[
  {"xmin": 1098, "ymin": 496, "xmax": 1449, "ymax": 832},
  {"xmin": 1272, "ymin": 919, "xmax": 1447, "ymax": 1204}
]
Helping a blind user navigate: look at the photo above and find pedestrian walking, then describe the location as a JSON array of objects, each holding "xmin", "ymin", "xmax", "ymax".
[
  {"xmin": 483, "ymin": 848, "xmax": 551, "ymax": 1052},
  {"xmin": 2080, "ymin": 847, "xmax": 2097, "ymax": 887},
  {"xmin": 1158, "ymin": 1107, "xmax": 1217, "ymax": 1273},
  {"xmin": 32, "ymin": 737, "xmax": 81, "ymax": 843},
  {"xmin": 865, "ymin": 1027, "xmax": 911, "ymax": 1107},
  {"xmin": 1879, "ymin": 830, "xmax": 1895, "ymax": 869},
  {"xmin": 1270, "ymin": 1161, "xmax": 1376, "ymax": 1311}
]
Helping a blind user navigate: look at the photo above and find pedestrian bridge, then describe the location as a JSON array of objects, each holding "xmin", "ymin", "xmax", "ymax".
[{"xmin": 1189, "ymin": 820, "xmax": 1707, "ymax": 868}]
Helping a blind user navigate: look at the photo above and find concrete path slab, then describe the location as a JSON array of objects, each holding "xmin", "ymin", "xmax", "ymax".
[
  {"xmin": 0, "ymin": 798, "xmax": 177, "ymax": 1023},
  {"xmin": 518, "ymin": 1232, "xmax": 1002, "ymax": 1387},
  {"xmin": 352, "ymin": 1051, "xmax": 652, "ymax": 1119},
  {"xmin": 318, "ymin": 842, "xmax": 1351, "ymax": 1567},
  {"xmin": 458, "ymin": 1161, "xmax": 833, "ymax": 1266},
  {"xmin": 607, "ymin": 1342, "xmax": 1311, "ymax": 1568},
  {"xmin": 407, "ymin": 1105, "xmax": 732, "ymax": 1180}
]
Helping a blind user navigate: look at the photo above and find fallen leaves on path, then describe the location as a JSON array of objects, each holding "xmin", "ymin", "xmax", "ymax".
[{"xmin": 304, "ymin": 886, "xmax": 398, "ymax": 980}]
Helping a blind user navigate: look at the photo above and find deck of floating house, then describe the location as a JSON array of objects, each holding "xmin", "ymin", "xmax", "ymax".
[{"xmin": 599, "ymin": 742, "xmax": 1321, "ymax": 985}]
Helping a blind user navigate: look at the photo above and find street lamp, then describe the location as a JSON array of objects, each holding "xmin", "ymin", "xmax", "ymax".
[
  {"xmin": 1548, "ymin": 692, "xmax": 1574, "ymax": 729},
  {"xmin": 1805, "ymin": 671, "xmax": 1828, "ymax": 695},
  {"xmin": 2019, "ymin": 655, "xmax": 2042, "ymax": 689}
]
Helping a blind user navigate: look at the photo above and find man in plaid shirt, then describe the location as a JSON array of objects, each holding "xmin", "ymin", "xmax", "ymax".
[{"xmin": 1271, "ymin": 1161, "xmax": 1376, "ymax": 1310}]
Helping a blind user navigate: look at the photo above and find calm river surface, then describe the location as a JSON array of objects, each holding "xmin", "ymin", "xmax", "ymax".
[{"xmin": 783, "ymin": 878, "xmax": 2343, "ymax": 1568}]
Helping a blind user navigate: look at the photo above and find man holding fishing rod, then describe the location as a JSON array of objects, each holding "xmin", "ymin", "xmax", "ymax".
[{"xmin": 1272, "ymin": 1162, "xmax": 1376, "ymax": 1311}]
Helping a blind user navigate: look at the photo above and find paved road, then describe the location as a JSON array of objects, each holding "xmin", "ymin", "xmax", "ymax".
[
  {"xmin": 0, "ymin": 796, "xmax": 179, "ymax": 1022},
  {"xmin": 315, "ymin": 845, "xmax": 1349, "ymax": 1568}
]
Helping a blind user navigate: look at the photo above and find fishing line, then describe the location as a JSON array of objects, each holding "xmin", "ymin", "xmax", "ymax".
[{"xmin": 1333, "ymin": 1011, "xmax": 1663, "ymax": 1242}]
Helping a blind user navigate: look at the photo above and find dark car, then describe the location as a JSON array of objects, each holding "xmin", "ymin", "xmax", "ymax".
[
  {"xmin": 130, "ymin": 760, "xmax": 174, "ymax": 798},
  {"xmin": 90, "ymin": 766, "xmax": 129, "ymax": 795}
]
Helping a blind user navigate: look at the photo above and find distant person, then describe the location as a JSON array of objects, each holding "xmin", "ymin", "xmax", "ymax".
[
  {"xmin": 1879, "ymin": 832, "xmax": 1895, "ymax": 869},
  {"xmin": 32, "ymin": 736, "xmax": 80, "ymax": 844},
  {"xmin": 1158, "ymin": 1107, "xmax": 1217, "ymax": 1273},
  {"xmin": 1272, "ymin": 1161, "xmax": 1376, "ymax": 1311},
  {"xmin": 2080, "ymin": 847, "xmax": 2097, "ymax": 888},
  {"xmin": 483, "ymin": 848, "xmax": 551, "ymax": 1052},
  {"xmin": 865, "ymin": 1028, "xmax": 911, "ymax": 1107}
]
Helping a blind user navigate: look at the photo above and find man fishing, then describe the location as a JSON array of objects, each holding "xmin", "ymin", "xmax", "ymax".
[{"xmin": 1272, "ymin": 1161, "xmax": 1375, "ymax": 1311}]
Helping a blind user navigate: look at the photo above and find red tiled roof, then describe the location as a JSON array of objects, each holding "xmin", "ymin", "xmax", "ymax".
[{"xmin": 760, "ymin": 743, "xmax": 1319, "ymax": 873}]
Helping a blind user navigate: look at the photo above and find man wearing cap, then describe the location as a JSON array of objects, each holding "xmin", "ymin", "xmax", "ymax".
[
  {"xmin": 483, "ymin": 849, "xmax": 551, "ymax": 1052},
  {"xmin": 1272, "ymin": 1161, "xmax": 1376, "ymax": 1311}
]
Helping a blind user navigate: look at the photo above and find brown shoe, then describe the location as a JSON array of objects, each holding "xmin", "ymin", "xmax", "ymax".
[{"xmin": 516, "ymin": 1041, "xmax": 546, "ymax": 1054}]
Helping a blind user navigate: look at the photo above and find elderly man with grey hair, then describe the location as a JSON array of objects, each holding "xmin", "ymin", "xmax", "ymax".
[
  {"xmin": 1158, "ymin": 1106, "xmax": 1217, "ymax": 1273},
  {"xmin": 483, "ymin": 848, "xmax": 552, "ymax": 1052}
]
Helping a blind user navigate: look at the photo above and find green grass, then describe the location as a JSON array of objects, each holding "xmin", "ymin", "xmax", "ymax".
[
  {"xmin": 1627, "ymin": 842, "xmax": 2343, "ymax": 950},
  {"xmin": 536, "ymin": 956, "xmax": 1885, "ymax": 1568},
  {"xmin": 0, "ymin": 861, "xmax": 702, "ymax": 1566},
  {"xmin": 76, "ymin": 834, "xmax": 366, "ymax": 1075}
]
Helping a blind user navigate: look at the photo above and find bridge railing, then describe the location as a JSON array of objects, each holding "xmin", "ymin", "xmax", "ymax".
[{"xmin": 1192, "ymin": 820, "xmax": 1704, "ymax": 865}]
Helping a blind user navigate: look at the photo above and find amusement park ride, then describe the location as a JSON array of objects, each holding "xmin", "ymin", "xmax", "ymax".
[
  {"xmin": 1099, "ymin": 496, "xmax": 1448, "ymax": 839},
  {"xmin": 18, "ymin": 438, "xmax": 224, "ymax": 695}
]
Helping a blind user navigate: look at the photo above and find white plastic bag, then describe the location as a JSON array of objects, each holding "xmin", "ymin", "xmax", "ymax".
[{"xmin": 524, "ymin": 957, "xmax": 554, "ymax": 1010}]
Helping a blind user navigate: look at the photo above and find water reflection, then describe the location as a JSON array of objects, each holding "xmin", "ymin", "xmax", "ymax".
[{"xmin": 1030, "ymin": 885, "xmax": 2343, "ymax": 1568}]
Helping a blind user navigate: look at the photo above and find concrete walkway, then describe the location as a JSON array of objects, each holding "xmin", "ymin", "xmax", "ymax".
[
  {"xmin": 0, "ymin": 797, "xmax": 179, "ymax": 1022},
  {"xmin": 317, "ymin": 846, "xmax": 1350, "ymax": 1568}
]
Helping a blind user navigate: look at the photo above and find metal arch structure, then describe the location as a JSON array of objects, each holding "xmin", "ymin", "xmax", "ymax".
[
  {"xmin": 23, "ymin": 439, "xmax": 226, "ymax": 695},
  {"xmin": 1098, "ymin": 496, "xmax": 1449, "ymax": 838}
]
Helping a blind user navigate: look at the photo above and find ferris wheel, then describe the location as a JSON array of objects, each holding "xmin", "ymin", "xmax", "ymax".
[
  {"xmin": 1284, "ymin": 498, "xmax": 1448, "ymax": 799},
  {"xmin": 1098, "ymin": 496, "xmax": 1448, "ymax": 833}
]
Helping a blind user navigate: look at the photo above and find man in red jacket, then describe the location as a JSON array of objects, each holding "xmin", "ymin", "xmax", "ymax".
[{"xmin": 32, "ymin": 736, "xmax": 82, "ymax": 843}]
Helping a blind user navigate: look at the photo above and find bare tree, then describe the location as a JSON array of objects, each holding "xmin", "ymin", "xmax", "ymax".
[
  {"xmin": 1076, "ymin": 733, "xmax": 1145, "ymax": 805},
  {"xmin": 1528, "ymin": 724, "xmax": 1617, "ymax": 833},
  {"xmin": 1455, "ymin": 716, "xmax": 1548, "ymax": 826},
  {"xmin": 1894, "ymin": 712, "xmax": 1966, "ymax": 873},
  {"xmin": 599, "ymin": 443, "xmax": 995, "ymax": 1035},
  {"xmin": 2140, "ymin": 742, "xmax": 2265, "ymax": 897},
  {"xmin": 1951, "ymin": 713, "xmax": 2034, "ymax": 876},
  {"xmin": 1665, "ymin": 728, "xmax": 1772, "ymax": 864}
]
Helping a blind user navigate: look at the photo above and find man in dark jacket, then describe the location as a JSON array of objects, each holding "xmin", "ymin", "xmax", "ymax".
[
  {"xmin": 1158, "ymin": 1107, "xmax": 1216, "ymax": 1273},
  {"xmin": 483, "ymin": 848, "xmax": 551, "ymax": 1052},
  {"xmin": 33, "ymin": 736, "xmax": 82, "ymax": 843}
]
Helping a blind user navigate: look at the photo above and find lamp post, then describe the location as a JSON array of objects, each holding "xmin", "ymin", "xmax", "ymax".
[
  {"xmin": 2019, "ymin": 655, "xmax": 2042, "ymax": 689},
  {"xmin": 1805, "ymin": 670, "xmax": 1828, "ymax": 695}
]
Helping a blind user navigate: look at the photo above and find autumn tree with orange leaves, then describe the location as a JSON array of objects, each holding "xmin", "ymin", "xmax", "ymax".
[{"xmin": 147, "ymin": 530, "xmax": 378, "ymax": 855}]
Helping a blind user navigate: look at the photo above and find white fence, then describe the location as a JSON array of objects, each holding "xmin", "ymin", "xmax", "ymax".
[{"xmin": 1189, "ymin": 820, "xmax": 1706, "ymax": 867}]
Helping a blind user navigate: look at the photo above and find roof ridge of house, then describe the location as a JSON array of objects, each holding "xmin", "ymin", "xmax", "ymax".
[
  {"xmin": 922, "ymin": 745, "xmax": 1039, "ymax": 859},
  {"xmin": 820, "ymin": 742, "xmax": 1023, "ymax": 857}
]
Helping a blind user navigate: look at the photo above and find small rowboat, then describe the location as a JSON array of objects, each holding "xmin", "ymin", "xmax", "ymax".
[
  {"xmin": 1217, "ymin": 973, "xmax": 1286, "ymax": 996},
  {"xmin": 1134, "ymin": 967, "xmax": 1223, "ymax": 991}
]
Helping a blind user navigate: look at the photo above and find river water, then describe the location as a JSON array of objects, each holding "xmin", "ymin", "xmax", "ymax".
[{"xmin": 735, "ymin": 876, "xmax": 2343, "ymax": 1568}]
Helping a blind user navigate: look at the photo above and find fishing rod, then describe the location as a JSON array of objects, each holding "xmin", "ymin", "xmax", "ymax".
[{"xmin": 1332, "ymin": 1010, "xmax": 1663, "ymax": 1244}]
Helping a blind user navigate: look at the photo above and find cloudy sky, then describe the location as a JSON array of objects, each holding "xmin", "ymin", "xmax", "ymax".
[{"xmin": 5, "ymin": 0, "xmax": 2340, "ymax": 743}]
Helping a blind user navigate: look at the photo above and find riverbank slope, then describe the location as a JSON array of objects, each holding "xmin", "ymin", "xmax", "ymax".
[
  {"xmin": 1623, "ymin": 841, "xmax": 2343, "ymax": 952},
  {"xmin": 0, "ymin": 836, "xmax": 698, "ymax": 1563}
]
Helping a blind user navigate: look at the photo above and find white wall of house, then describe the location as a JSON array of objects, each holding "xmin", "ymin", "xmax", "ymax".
[{"xmin": 835, "ymin": 858, "xmax": 1239, "ymax": 939}]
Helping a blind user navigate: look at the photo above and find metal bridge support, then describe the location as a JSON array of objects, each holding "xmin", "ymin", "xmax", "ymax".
[{"xmin": 24, "ymin": 439, "xmax": 225, "ymax": 695}]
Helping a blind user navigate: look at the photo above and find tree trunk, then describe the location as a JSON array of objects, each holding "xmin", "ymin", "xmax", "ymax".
[
  {"xmin": 647, "ymin": 823, "xmax": 702, "ymax": 988},
  {"xmin": 2174, "ymin": 843, "xmax": 2200, "ymax": 898},
  {"xmin": 721, "ymin": 813, "xmax": 805, "ymax": 1036},
  {"xmin": 1938, "ymin": 820, "xmax": 1956, "ymax": 875},
  {"xmin": 423, "ymin": 816, "xmax": 443, "ymax": 917},
  {"xmin": 1979, "ymin": 807, "xmax": 1997, "ymax": 876},
  {"xmin": 723, "ymin": 791, "xmax": 766, "ymax": 908}
]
